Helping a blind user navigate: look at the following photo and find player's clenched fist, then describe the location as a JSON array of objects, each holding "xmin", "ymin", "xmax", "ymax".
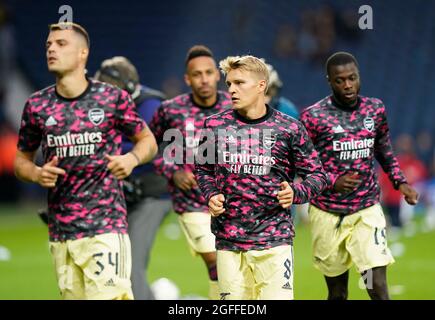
[
  {"xmin": 173, "ymin": 170, "xmax": 198, "ymax": 191},
  {"xmin": 36, "ymin": 156, "xmax": 66, "ymax": 188},
  {"xmin": 209, "ymin": 194, "xmax": 226, "ymax": 217},
  {"xmin": 334, "ymin": 172, "xmax": 362, "ymax": 193},
  {"xmin": 399, "ymin": 183, "xmax": 419, "ymax": 205},
  {"xmin": 277, "ymin": 181, "xmax": 294, "ymax": 209},
  {"xmin": 105, "ymin": 153, "xmax": 138, "ymax": 180}
]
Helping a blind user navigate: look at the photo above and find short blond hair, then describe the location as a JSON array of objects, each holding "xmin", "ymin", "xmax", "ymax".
[
  {"xmin": 49, "ymin": 22, "xmax": 90, "ymax": 48},
  {"xmin": 219, "ymin": 55, "xmax": 269, "ymax": 90}
]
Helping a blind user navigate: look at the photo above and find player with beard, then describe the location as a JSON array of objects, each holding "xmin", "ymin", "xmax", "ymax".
[
  {"xmin": 149, "ymin": 45, "xmax": 231, "ymax": 299},
  {"xmin": 300, "ymin": 51, "xmax": 419, "ymax": 300}
]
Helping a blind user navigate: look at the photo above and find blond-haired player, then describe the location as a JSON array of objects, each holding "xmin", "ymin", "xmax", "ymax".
[{"xmin": 195, "ymin": 55, "xmax": 328, "ymax": 299}]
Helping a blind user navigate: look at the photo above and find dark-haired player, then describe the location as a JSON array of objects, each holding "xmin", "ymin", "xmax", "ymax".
[
  {"xmin": 149, "ymin": 45, "xmax": 231, "ymax": 299},
  {"xmin": 14, "ymin": 22, "xmax": 157, "ymax": 300},
  {"xmin": 300, "ymin": 51, "xmax": 419, "ymax": 300}
]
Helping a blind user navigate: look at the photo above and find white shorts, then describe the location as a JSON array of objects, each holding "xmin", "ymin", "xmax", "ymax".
[
  {"xmin": 49, "ymin": 233, "xmax": 133, "ymax": 300},
  {"xmin": 178, "ymin": 211, "xmax": 216, "ymax": 255},
  {"xmin": 217, "ymin": 245, "xmax": 294, "ymax": 300}
]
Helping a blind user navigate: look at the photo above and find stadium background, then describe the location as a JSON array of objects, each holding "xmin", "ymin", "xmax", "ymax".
[{"xmin": 0, "ymin": 0, "xmax": 434, "ymax": 299}]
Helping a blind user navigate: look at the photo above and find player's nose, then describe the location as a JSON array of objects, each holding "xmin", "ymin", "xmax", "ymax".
[
  {"xmin": 228, "ymin": 84, "xmax": 236, "ymax": 94},
  {"xmin": 344, "ymin": 79, "xmax": 353, "ymax": 89}
]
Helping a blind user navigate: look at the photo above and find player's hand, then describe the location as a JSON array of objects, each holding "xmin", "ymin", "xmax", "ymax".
[
  {"xmin": 173, "ymin": 170, "xmax": 197, "ymax": 191},
  {"xmin": 105, "ymin": 153, "xmax": 137, "ymax": 180},
  {"xmin": 334, "ymin": 172, "xmax": 362, "ymax": 193},
  {"xmin": 399, "ymin": 183, "xmax": 419, "ymax": 205},
  {"xmin": 36, "ymin": 156, "xmax": 66, "ymax": 188},
  {"xmin": 277, "ymin": 181, "xmax": 294, "ymax": 209},
  {"xmin": 209, "ymin": 194, "xmax": 225, "ymax": 217}
]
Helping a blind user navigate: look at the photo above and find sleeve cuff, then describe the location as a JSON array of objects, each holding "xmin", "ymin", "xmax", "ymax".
[
  {"xmin": 166, "ymin": 164, "xmax": 180, "ymax": 181},
  {"xmin": 328, "ymin": 172, "xmax": 341, "ymax": 191},
  {"xmin": 206, "ymin": 190, "xmax": 220, "ymax": 203},
  {"xmin": 393, "ymin": 179, "xmax": 407, "ymax": 190},
  {"xmin": 289, "ymin": 183, "xmax": 303, "ymax": 204}
]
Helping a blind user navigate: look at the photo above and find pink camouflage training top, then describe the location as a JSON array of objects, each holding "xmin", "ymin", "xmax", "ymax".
[
  {"xmin": 17, "ymin": 79, "xmax": 147, "ymax": 241},
  {"xmin": 300, "ymin": 95, "xmax": 407, "ymax": 215},
  {"xmin": 195, "ymin": 105, "xmax": 329, "ymax": 251},
  {"xmin": 149, "ymin": 92, "xmax": 232, "ymax": 214}
]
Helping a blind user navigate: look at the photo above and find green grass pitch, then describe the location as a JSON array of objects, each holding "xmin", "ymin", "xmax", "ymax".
[{"xmin": 1, "ymin": 205, "xmax": 434, "ymax": 300}]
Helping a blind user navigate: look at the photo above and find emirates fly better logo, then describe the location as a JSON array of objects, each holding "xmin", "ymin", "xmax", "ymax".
[{"xmin": 162, "ymin": 125, "xmax": 277, "ymax": 175}]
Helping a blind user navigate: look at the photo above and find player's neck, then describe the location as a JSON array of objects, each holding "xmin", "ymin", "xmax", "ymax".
[
  {"xmin": 55, "ymin": 69, "xmax": 88, "ymax": 99},
  {"xmin": 237, "ymin": 100, "xmax": 267, "ymax": 120},
  {"xmin": 332, "ymin": 93, "xmax": 359, "ymax": 109},
  {"xmin": 191, "ymin": 92, "xmax": 218, "ymax": 108}
]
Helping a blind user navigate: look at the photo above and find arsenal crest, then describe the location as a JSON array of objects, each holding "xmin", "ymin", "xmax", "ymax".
[
  {"xmin": 88, "ymin": 108, "xmax": 105, "ymax": 126},
  {"xmin": 363, "ymin": 117, "xmax": 374, "ymax": 132},
  {"xmin": 263, "ymin": 134, "xmax": 277, "ymax": 149}
]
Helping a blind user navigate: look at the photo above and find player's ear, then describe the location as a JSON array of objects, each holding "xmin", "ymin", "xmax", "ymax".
[
  {"xmin": 184, "ymin": 73, "xmax": 191, "ymax": 87},
  {"xmin": 81, "ymin": 47, "xmax": 89, "ymax": 60},
  {"xmin": 258, "ymin": 79, "xmax": 267, "ymax": 93},
  {"xmin": 215, "ymin": 67, "xmax": 221, "ymax": 82}
]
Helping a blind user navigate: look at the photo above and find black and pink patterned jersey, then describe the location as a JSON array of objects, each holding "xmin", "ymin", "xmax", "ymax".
[
  {"xmin": 149, "ymin": 92, "xmax": 232, "ymax": 214},
  {"xmin": 17, "ymin": 80, "xmax": 147, "ymax": 241},
  {"xmin": 300, "ymin": 95, "xmax": 407, "ymax": 215},
  {"xmin": 195, "ymin": 106, "xmax": 329, "ymax": 251}
]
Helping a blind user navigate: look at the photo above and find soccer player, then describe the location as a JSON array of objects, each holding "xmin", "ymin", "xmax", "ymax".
[
  {"xmin": 14, "ymin": 22, "xmax": 157, "ymax": 300},
  {"xmin": 300, "ymin": 51, "xmax": 419, "ymax": 300},
  {"xmin": 149, "ymin": 45, "xmax": 231, "ymax": 299},
  {"xmin": 195, "ymin": 55, "xmax": 329, "ymax": 300}
]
